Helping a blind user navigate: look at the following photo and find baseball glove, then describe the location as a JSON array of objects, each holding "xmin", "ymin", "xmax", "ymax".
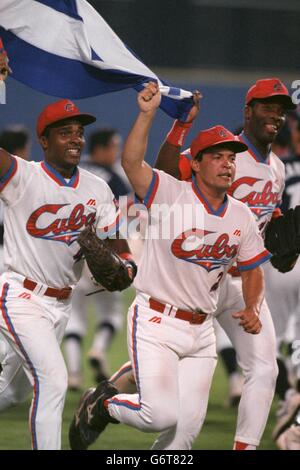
[
  {"xmin": 77, "ymin": 226, "xmax": 137, "ymax": 292},
  {"xmin": 264, "ymin": 206, "xmax": 300, "ymax": 273}
]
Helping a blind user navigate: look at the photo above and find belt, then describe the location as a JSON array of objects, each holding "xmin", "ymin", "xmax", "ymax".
[
  {"xmin": 23, "ymin": 278, "xmax": 72, "ymax": 300},
  {"xmin": 149, "ymin": 297, "xmax": 207, "ymax": 325},
  {"xmin": 228, "ymin": 266, "xmax": 241, "ymax": 278}
]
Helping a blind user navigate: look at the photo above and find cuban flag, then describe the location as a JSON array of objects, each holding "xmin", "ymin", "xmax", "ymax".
[{"xmin": 0, "ymin": 0, "xmax": 194, "ymax": 120}]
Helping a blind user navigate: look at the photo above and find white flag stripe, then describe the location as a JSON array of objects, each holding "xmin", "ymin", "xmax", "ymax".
[
  {"xmin": 0, "ymin": 0, "xmax": 194, "ymax": 115},
  {"xmin": 77, "ymin": 0, "xmax": 159, "ymax": 78},
  {"xmin": 159, "ymin": 86, "xmax": 193, "ymax": 99},
  {"xmin": 0, "ymin": 0, "xmax": 160, "ymax": 79}
]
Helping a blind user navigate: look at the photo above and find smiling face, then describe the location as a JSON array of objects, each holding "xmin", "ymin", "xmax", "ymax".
[
  {"xmin": 39, "ymin": 118, "xmax": 85, "ymax": 175},
  {"xmin": 191, "ymin": 145, "xmax": 236, "ymax": 195},
  {"xmin": 244, "ymin": 97, "xmax": 286, "ymax": 146}
]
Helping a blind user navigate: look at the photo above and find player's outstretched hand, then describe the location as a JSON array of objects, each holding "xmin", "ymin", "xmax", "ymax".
[
  {"xmin": 232, "ymin": 308, "xmax": 262, "ymax": 334},
  {"xmin": 180, "ymin": 90, "xmax": 202, "ymax": 124},
  {"xmin": 138, "ymin": 81, "xmax": 161, "ymax": 113},
  {"xmin": 0, "ymin": 38, "xmax": 12, "ymax": 82}
]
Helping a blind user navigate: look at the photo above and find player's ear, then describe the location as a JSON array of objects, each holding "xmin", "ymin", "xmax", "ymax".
[
  {"xmin": 39, "ymin": 135, "xmax": 48, "ymax": 151},
  {"xmin": 244, "ymin": 105, "xmax": 252, "ymax": 123},
  {"xmin": 191, "ymin": 158, "xmax": 200, "ymax": 173}
]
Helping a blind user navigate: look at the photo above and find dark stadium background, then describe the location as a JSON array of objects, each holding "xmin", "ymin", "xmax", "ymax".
[
  {"xmin": 1, "ymin": 0, "xmax": 299, "ymax": 163},
  {"xmin": 0, "ymin": 0, "xmax": 299, "ymax": 450}
]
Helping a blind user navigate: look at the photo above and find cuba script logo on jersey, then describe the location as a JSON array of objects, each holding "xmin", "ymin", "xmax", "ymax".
[
  {"xmin": 229, "ymin": 177, "xmax": 280, "ymax": 219},
  {"xmin": 171, "ymin": 228, "xmax": 238, "ymax": 272},
  {"xmin": 26, "ymin": 203, "xmax": 96, "ymax": 245}
]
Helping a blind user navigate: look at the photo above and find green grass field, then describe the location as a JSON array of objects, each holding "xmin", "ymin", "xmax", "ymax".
[{"xmin": 0, "ymin": 289, "xmax": 278, "ymax": 450}]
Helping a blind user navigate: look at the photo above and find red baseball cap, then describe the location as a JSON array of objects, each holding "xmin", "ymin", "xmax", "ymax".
[
  {"xmin": 190, "ymin": 125, "xmax": 248, "ymax": 159},
  {"xmin": 245, "ymin": 78, "xmax": 296, "ymax": 110},
  {"xmin": 36, "ymin": 99, "xmax": 96, "ymax": 137}
]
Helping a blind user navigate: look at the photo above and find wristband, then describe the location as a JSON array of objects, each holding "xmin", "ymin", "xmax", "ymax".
[
  {"xmin": 166, "ymin": 120, "xmax": 192, "ymax": 147},
  {"xmin": 119, "ymin": 252, "xmax": 134, "ymax": 261},
  {"xmin": 271, "ymin": 207, "xmax": 282, "ymax": 220},
  {"xmin": 125, "ymin": 259, "xmax": 138, "ymax": 279}
]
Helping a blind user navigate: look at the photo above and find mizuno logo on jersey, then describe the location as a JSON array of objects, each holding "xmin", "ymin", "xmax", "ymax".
[
  {"xmin": 229, "ymin": 177, "xmax": 280, "ymax": 219},
  {"xmin": 86, "ymin": 199, "xmax": 96, "ymax": 206},
  {"xmin": 26, "ymin": 203, "xmax": 96, "ymax": 245},
  {"xmin": 171, "ymin": 229, "xmax": 238, "ymax": 272}
]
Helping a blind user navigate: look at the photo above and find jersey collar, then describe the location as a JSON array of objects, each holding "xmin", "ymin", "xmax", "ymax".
[
  {"xmin": 239, "ymin": 132, "xmax": 271, "ymax": 165},
  {"xmin": 192, "ymin": 175, "xmax": 229, "ymax": 217},
  {"xmin": 41, "ymin": 161, "xmax": 80, "ymax": 188}
]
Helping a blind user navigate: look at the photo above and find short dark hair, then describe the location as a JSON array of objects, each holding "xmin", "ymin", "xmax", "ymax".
[
  {"xmin": 247, "ymin": 96, "xmax": 288, "ymax": 109},
  {"xmin": 0, "ymin": 126, "xmax": 30, "ymax": 154},
  {"xmin": 193, "ymin": 151, "xmax": 203, "ymax": 162},
  {"xmin": 191, "ymin": 152, "xmax": 203, "ymax": 176},
  {"xmin": 42, "ymin": 117, "xmax": 84, "ymax": 138},
  {"xmin": 88, "ymin": 128, "xmax": 119, "ymax": 154}
]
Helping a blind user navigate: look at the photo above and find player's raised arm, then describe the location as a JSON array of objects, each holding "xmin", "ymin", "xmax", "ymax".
[
  {"xmin": 121, "ymin": 82, "xmax": 161, "ymax": 200},
  {"xmin": 155, "ymin": 90, "xmax": 202, "ymax": 178},
  {"xmin": 0, "ymin": 148, "xmax": 14, "ymax": 179}
]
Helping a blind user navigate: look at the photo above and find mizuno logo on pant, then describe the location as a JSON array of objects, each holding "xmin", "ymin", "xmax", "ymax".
[{"xmin": 149, "ymin": 316, "xmax": 162, "ymax": 323}]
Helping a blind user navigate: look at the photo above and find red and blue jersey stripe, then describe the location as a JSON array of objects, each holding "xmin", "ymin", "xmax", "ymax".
[
  {"xmin": 134, "ymin": 170, "xmax": 159, "ymax": 209},
  {"xmin": 41, "ymin": 161, "xmax": 79, "ymax": 188},
  {"xmin": 192, "ymin": 175, "xmax": 229, "ymax": 217},
  {"xmin": 0, "ymin": 156, "xmax": 18, "ymax": 192},
  {"xmin": 109, "ymin": 305, "xmax": 141, "ymax": 411},
  {"xmin": 237, "ymin": 249, "xmax": 271, "ymax": 271},
  {"xmin": 239, "ymin": 132, "xmax": 271, "ymax": 165}
]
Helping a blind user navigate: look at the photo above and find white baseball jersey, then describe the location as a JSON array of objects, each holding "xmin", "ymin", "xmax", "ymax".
[
  {"xmin": 229, "ymin": 132, "xmax": 285, "ymax": 233},
  {"xmin": 134, "ymin": 169, "xmax": 270, "ymax": 314},
  {"xmin": 0, "ymin": 155, "xmax": 121, "ymax": 288},
  {"xmin": 180, "ymin": 133, "xmax": 285, "ymax": 234}
]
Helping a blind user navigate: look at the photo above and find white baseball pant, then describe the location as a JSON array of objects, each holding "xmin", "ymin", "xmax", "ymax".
[
  {"xmin": 106, "ymin": 294, "xmax": 217, "ymax": 450},
  {"xmin": 263, "ymin": 259, "xmax": 300, "ymax": 349},
  {"xmin": 213, "ymin": 319, "xmax": 232, "ymax": 351},
  {"xmin": 142, "ymin": 274, "xmax": 277, "ymax": 448},
  {"xmin": 214, "ymin": 274, "xmax": 278, "ymax": 446},
  {"xmin": 0, "ymin": 271, "xmax": 71, "ymax": 450},
  {"xmin": 65, "ymin": 262, "xmax": 123, "ymax": 337}
]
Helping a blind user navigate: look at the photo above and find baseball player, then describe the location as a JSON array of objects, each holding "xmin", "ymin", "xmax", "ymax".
[
  {"xmin": 95, "ymin": 78, "xmax": 297, "ymax": 450},
  {"xmin": 69, "ymin": 82, "xmax": 272, "ymax": 451},
  {"xmin": 265, "ymin": 117, "xmax": 300, "ymax": 447},
  {"xmin": 0, "ymin": 98, "xmax": 136, "ymax": 450},
  {"xmin": 64, "ymin": 128, "xmax": 131, "ymax": 390},
  {"xmin": 155, "ymin": 78, "xmax": 298, "ymax": 450}
]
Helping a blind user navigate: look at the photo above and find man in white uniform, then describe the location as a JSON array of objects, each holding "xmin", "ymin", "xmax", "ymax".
[
  {"xmin": 64, "ymin": 128, "xmax": 131, "ymax": 389},
  {"xmin": 154, "ymin": 78, "xmax": 297, "ymax": 450},
  {"xmin": 0, "ymin": 99, "xmax": 136, "ymax": 450},
  {"xmin": 69, "ymin": 82, "xmax": 271, "ymax": 451},
  {"xmin": 97, "ymin": 78, "xmax": 297, "ymax": 450}
]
